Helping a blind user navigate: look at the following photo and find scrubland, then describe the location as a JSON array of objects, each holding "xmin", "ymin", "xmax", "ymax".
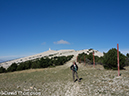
[{"xmin": 0, "ymin": 57, "xmax": 129, "ymax": 96}]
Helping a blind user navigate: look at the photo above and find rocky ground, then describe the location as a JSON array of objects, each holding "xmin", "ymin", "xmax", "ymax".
[{"xmin": 0, "ymin": 56, "xmax": 129, "ymax": 96}]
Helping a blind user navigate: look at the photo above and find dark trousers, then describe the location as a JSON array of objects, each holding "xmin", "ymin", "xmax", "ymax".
[{"xmin": 72, "ymin": 71, "xmax": 79, "ymax": 81}]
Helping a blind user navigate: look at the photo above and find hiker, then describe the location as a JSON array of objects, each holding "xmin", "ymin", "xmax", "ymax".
[{"xmin": 70, "ymin": 61, "xmax": 80, "ymax": 82}]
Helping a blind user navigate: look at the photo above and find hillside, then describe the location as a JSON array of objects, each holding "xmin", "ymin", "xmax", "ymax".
[
  {"xmin": 0, "ymin": 55, "xmax": 129, "ymax": 96},
  {"xmin": 0, "ymin": 49, "xmax": 103, "ymax": 69}
]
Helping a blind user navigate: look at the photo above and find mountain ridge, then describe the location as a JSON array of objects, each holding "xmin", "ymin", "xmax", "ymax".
[{"xmin": 0, "ymin": 49, "xmax": 103, "ymax": 69}]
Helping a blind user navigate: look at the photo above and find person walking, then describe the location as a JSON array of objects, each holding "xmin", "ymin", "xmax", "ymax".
[{"xmin": 70, "ymin": 61, "xmax": 80, "ymax": 82}]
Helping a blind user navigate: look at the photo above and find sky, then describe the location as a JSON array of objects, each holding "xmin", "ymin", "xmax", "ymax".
[{"xmin": 0, "ymin": 0, "xmax": 129, "ymax": 61}]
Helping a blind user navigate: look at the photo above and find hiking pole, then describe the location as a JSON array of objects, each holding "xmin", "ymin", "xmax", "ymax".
[
  {"xmin": 117, "ymin": 44, "xmax": 120, "ymax": 76},
  {"xmin": 84, "ymin": 56, "xmax": 86, "ymax": 66},
  {"xmin": 76, "ymin": 55, "xmax": 78, "ymax": 62},
  {"xmin": 93, "ymin": 52, "xmax": 95, "ymax": 68}
]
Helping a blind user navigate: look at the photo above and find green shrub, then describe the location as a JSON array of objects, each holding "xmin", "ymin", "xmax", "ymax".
[
  {"xmin": 4, "ymin": 55, "xmax": 73, "ymax": 73},
  {"xmin": 7, "ymin": 63, "xmax": 17, "ymax": 72},
  {"xmin": 125, "ymin": 57, "xmax": 129, "ymax": 66},
  {"xmin": 77, "ymin": 52, "xmax": 100, "ymax": 64},
  {"xmin": 0, "ymin": 67, "xmax": 6, "ymax": 73},
  {"xmin": 87, "ymin": 53, "xmax": 93, "ymax": 62},
  {"xmin": 97, "ymin": 56, "xmax": 103, "ymax": 65},
  {"xmin": 31, "ymin": 61, "xmax": 41, "ymax": 68},
  {"xmin": 16, "ymin": 63, "xmax": 25, "ymax": 71},
  {"xmin": 103, "ymin": 48, "xmax": 126, "ymax": 70},
  {"xmin": 89, "ymin": 48, "xmax": 93, "ymax": 51},
  {"xmin": 126, "ymin": 53, "xmax": 129, "ymax": 58}
]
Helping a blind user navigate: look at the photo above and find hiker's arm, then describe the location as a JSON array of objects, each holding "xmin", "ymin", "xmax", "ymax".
[
  {"xmin": 70, "ymin": 65, "xmax": 73, "ymax": 70},
  {"xmin": 76, "ymin": 65, "xmax": 78, "ymax": 71}
]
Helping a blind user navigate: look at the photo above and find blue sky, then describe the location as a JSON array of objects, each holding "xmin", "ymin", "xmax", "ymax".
[{"xmin": 0, "ymin": 0, "xmax": 129, "ymax": 61}]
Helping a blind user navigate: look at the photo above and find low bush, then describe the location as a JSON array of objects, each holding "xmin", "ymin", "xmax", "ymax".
[
  {"xmin": 7, "ymin": 63, "xmax": 17, "ymax": 72},
  {"xmin": 125, "ymin": 57, "xmax": 129, "ymax": 66},
  {"xmin": 0, "ymin": 67, "xmax": 6, "ymax": 73}
]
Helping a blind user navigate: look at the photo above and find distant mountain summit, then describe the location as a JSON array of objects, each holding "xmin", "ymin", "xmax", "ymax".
[{"xmin": 0, "ymin": 49, "xmax": 103, "ymax": 69}]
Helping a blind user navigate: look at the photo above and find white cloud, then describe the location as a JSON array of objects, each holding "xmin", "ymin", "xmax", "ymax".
[{"xmin": 54, "ymin": 40, "xmax": 70, "ymax": 44}]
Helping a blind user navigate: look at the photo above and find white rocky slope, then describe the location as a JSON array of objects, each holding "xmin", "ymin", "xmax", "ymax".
[{"xmin": 0, "ymin": 49, "xmax": 103, "ymax": 69}]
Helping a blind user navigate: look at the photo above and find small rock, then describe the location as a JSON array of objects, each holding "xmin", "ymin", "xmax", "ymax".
[{"xmin": 30, "ymin": 86, "xmax": 33, "ymax": 89}]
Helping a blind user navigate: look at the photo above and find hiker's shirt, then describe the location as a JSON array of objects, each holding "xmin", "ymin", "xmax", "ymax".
[
  {"xmin": 70, "ymin": 64, "xmax": 78, "ymax": 72},
  {"xmin": 74, "ymin": 65, "xmax": 77, "ymax": 72}
]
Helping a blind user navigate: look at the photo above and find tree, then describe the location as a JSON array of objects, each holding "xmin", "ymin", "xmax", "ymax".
[
  {"xmin": 3, "ymin": 55, "xmax": 74, "ymax": 73},
  {"xmin": 0, "ymin": 67, "xmax": 6, "ymax": 73},
  {"xmin": 97, "ymin": 56, "xmax": 103, "ymax": 65},
  {"xmin": 16, "ymin": 62, "xmax": 27, "ymax": 71},
  {"xmin": 31, "ymin": 60, "xmax": 41, "ymax": 69},
  {"xmin": 126, "ymin": 53, "xmax": 129, "ymax": 58},
  {"xmin": 125, "ymin": 53, "xmax": 129, "ymax": 66},
  {"xmin": 87, "ymin": 53, "xmax": 93, "ymax": 61},
  {"xmin": 103, "ymin": 48, "xmax": 126, "ymax": 70},
  {"xmin": 7, "ymin": 63, "xmax": 17, "ymax": 72},
  {"xmin": 24, "ymin": 61, "xmax": 32, "ymax": 69}
]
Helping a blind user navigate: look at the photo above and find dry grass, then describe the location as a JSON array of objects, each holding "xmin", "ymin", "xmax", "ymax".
[{"xmin": 0, "ymin": 59, "xmax": 129, "ymax": 96}]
